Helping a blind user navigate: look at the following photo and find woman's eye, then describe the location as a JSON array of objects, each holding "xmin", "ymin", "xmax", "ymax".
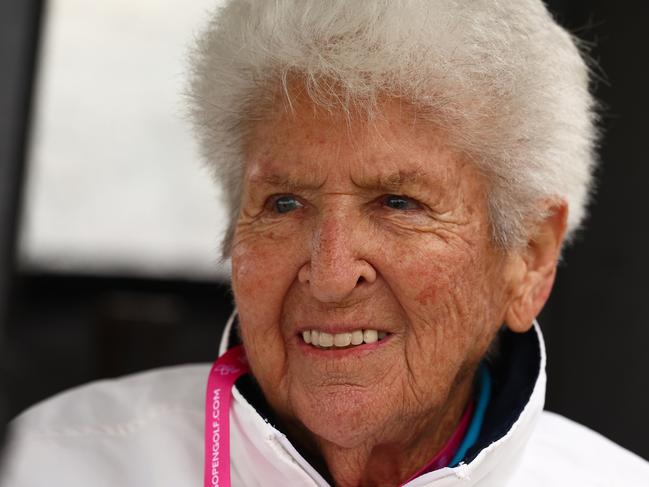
[
  {"xmin": 382, "ymin": 194, "xmax": 420, "ymax": 211},
  {"xmin": 271, "ymin": 195, "xmax": 303, "ymax": 214}
]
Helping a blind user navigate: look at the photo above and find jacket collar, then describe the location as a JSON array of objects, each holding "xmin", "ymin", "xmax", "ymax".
[{"xmin": 218, "ymin": 315, "xmax": 546, "ymax": 487}]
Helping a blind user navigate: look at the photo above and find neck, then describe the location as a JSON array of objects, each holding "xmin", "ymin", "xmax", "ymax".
[{"xmin": 284, "ymin": 372, "xmax": 476, "ymax": 487}]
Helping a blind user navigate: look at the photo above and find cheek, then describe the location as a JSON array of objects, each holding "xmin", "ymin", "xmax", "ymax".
[
  {"xmin": 377, "ymin": 240, "xmax": 503, "ymax": 406},
  {"xmin": 230, "ymin": 235, "xmax": 305, "ymax": 403},
  {"xmin": 415, "ymin": 284, "xmax": 438, "ymax": 307},
  {"xmin": 387, "ymin": 241, "xmax": 473, "ymax": 311},
  {"xmin": 386, "ymin": 238, "xmax": 499, "ymax": 349},
  {"xmin": 231, "ymin": 236, "xmax": 300, "ymax": 317}
]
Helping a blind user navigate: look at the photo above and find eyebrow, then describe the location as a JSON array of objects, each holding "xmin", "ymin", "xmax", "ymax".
[
  {"xmin": 249, "ymin": 171, "xmax": 326, "ymax": 192},
  {"xmin": 249, "ymin": 167, "xmax": 432, "ymax": 193},
  {"xmin": 351, "ymin": 168, "xmax": 431, "ymax": 192}
]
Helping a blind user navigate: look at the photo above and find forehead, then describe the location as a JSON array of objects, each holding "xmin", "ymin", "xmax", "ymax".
[{"xmin": 243, "ymin": 95, "xmax": 469, "ymax": 189}]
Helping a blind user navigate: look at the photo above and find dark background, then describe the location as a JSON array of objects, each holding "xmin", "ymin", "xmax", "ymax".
[{"xmin": 1, "ymin": 0, "xmax": 648, "ymax": 460}]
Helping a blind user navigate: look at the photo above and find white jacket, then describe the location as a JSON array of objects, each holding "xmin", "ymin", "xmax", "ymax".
[{"xmin": 1, "ymin": 321, "xmax": 648, "ymax": 487}]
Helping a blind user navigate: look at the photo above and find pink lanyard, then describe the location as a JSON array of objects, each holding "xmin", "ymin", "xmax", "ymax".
[{"xmin": 204, "ymin": 345, "xmax": 249, "ymax": 487}]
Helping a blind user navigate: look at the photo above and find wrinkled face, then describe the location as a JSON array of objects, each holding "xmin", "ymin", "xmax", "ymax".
[{"xmin": 231, "ymin": 98, "xmax": 517, "ymax": 449}]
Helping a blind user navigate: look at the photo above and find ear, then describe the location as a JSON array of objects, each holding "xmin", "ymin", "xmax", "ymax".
[{"xmin": 504, "ymin": 200, "xmax": 568, "ymax": 333}]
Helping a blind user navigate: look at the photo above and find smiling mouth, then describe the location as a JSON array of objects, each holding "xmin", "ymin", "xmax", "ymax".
[{"xmin": 301, "ymin": 329, "xmax": 389, "ymax": 350}]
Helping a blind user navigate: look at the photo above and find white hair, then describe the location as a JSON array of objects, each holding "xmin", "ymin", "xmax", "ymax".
[{"xmin": 187, "ymin": 0, "xmax": 598, "ymax": 255}]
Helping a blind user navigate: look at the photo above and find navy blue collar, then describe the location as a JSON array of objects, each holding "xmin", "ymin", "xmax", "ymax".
[{"xmin": 463, "ymin": 327, "xmax": 541, "ymax": 463}]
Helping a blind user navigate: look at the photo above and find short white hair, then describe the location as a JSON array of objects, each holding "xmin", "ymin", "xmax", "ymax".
[{"xmin": 187, "ymin": 0, "xmax": 598, "ymax": 255}]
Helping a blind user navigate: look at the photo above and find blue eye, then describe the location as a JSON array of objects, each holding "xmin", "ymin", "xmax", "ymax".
[
  {"xmin": 383, "ymin": 195, "xmax": 419, "ymax": 211},
  {"xmin": 273, "ymin": 195, "xmax": 303, "ymax": 213}
]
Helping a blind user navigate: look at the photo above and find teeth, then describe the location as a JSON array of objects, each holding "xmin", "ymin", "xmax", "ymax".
[
  {"xmin": 351, "ymin": 330, "xmax": 364, "ymax": 345},
  {"xmin": 363, "ymin": 329, "xmax": 378, "ymax": 344},
  {"xmin": 319, "ymin": 332, "xmax": 334, "ymax": 347},
  {"xmin": 302, "ymin": 329, "xmax": 388, "ymax": 348},
  {"xmin": 334, "ymin": 333, "xmax": 352, "ymax": 347}
]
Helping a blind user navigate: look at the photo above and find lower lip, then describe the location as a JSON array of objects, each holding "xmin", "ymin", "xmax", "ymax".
[{"xmin": 295, "ymin": 334, "xmax": 393, "ymax": 357}]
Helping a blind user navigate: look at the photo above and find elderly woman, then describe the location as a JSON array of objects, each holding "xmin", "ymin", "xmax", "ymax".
[{"xmin": 2, "ymin": 1, "xmax": 649, "ymax": 486}]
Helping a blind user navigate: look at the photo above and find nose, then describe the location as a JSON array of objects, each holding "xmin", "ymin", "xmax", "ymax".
[{"xmin": 298, "ymin": 215, "xmax": 377, "ymax": 304}]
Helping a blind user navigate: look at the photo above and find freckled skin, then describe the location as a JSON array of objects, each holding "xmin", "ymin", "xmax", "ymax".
[{"xmin": 230, "ymin": 98, "xmax": 522, "ymax": 487}]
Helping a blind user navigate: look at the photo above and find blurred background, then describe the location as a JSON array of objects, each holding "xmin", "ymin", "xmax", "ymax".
[{"xmin": 0, "ymin": 0, "xmax": 648, "ymax": 460}]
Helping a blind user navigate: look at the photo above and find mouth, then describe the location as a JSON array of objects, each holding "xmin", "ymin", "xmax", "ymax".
[{"xmin": 300, "ymin": 329, "xmax": 390, "ymax": 351}]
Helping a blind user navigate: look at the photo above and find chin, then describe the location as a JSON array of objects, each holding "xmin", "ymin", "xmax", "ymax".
[{"xmin": 288, "ymin": 383, "xmax": 396, "ymax": 449}]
